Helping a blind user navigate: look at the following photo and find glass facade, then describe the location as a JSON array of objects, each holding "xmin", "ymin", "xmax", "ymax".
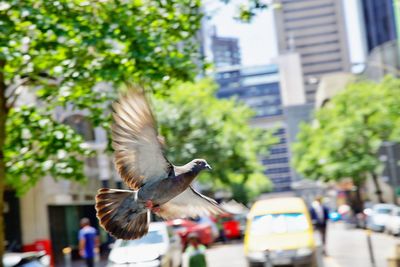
[
  {"xmin": 215, "ymin": 65, "xmax": 292, "ymax": 192},
  {"xmin": 362, "ymin": 0, "xmax": 397, "ymax": 52},
  {"xmin": 211, "ymin": 35, "xmax": 241, "ymax": 68}
]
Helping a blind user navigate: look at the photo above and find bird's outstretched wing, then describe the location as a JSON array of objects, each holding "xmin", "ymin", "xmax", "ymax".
[
  {"xmin": 112, "ymin": 89, "xmax": 172, "ymax": 190},
  {"xmin": 157, "ymin": 186, "xmax": 224, "ymax": 219}
]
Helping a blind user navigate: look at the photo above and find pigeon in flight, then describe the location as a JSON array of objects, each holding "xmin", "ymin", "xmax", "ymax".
[{"xmin": 95, "ymin": 89, "xmax": 223, "ymax": 239}]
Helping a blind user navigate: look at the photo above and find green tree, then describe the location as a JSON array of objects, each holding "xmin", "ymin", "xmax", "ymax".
[
  {"xmin": 293, "ymin": 77, "xmax": 400, "ymax": 209},
  {"xmin": 154, "ymin": 79, "xmax": 274, "ymax": 203},
  {"xmin": 1, "ymin": 0, "xmax": 202, "ymax": 259},
  {"xmin": 217, "ymin": 0, "xmax": 270, "ymax": 22}
]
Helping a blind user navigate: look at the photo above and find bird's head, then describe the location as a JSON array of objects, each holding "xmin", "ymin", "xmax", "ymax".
[{"xmin": 190, "ymin": 159, "xmax": 212, "ymax": 173}]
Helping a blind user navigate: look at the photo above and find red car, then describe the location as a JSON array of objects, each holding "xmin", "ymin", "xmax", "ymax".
[
  {"xmin": 215, "ymin": 213, "xmax": 241, "ymax": 240},
  {"xmin": 166, "ymin": 219, "xmax": 214, "ymax": 248}
]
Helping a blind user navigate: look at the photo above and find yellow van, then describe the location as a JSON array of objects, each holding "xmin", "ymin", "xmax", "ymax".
[{"xmin": 244, "ymin": 197, "xmax": 321, "ymax": 267}]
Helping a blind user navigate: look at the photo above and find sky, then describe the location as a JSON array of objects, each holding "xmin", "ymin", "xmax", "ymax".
[{"xmin": 205, "ymin": 0, "xmax": 366, "ymax": 70}]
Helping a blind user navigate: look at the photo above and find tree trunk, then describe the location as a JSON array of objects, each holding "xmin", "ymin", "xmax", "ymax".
[
  {"xmin": 0, "ymin": 59, "xmax": 7, "ymax": 267},
  {"xmin": 371, "ymin": 172, "xmax": 385, "ymax": 203},
  {"xmin": 353, "ymin": 183, "xmax": 364, "ymax": 214}
]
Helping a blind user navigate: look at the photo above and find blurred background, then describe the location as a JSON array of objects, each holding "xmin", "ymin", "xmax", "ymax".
[{"xmin": 3, "ymin": 0, "xmax": 400, "ymax": 266}]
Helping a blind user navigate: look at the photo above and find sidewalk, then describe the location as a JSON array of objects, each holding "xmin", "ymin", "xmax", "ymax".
[{"xmin": 325, "ymin": 222, "xmax": 399, "ymax": 267}]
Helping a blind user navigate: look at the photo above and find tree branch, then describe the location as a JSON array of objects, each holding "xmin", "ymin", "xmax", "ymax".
[
  {"xmin": 5, "ymin": 74, "xmax": 62, "ymax": 111},
  {"xmin": 6, "ymin": 77, "xmax": 30, "ymax": 99},
  {"xmin": 6, "ymin": 78, "xmax": 32, "ymax": 111},
  {"xmin": 6, "ymin": 93, "xmax": 21, "ymax": 112}
]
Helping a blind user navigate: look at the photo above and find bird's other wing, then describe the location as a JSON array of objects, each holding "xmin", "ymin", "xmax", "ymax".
[
  {"xmin": 112, "ymin": 89, "xmax": 172, "ymax": 190},
  {"xmin": 157, "ymin": 186, "xmax": 224, "ymax": 220}
]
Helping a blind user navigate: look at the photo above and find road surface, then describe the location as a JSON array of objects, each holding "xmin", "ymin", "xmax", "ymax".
[
  {"xmin": 206, "ymin": 222, "xmax": 399, "ymax": 267},
  {"xmin": 69, "ymin": 222, "xmax": 398, "ymax": 267}
]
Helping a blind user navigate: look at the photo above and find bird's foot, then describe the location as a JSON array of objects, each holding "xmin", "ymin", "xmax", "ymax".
[{"xmin": 145, "ymin": 200, "xmax": 161, "ymax": 213}]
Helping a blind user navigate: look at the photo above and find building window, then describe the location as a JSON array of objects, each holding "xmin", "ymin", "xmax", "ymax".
[
  {"xmin": 284, "ymin": 13, "xmax": 334, "ymax": 23},
  {"xmin": 301, "ymin": 49, "xmax": 341, "ymax": 58},
  {"xmin": 296, "ymin": 40, "xmax": 339, "ymax": 49},
  {"xmin": 265, "ymin": 167, "xmax": 291, "ymax": 174},
  {"xmin": 286, "ymin": 21, "xmax": 337, "ymax": 31},
  {"xmin": 262, "ymin": 157, "xmax": 289, "ymax": 165},
  {"xmin": 283, "ymin": 3, "xmax": 334, "ymax": 14},
  {"xmin": 303, "ymin": 67, "xmax": 343, "ymax": 76},
  {"xmin": 270, "ymin": 147, "xmax": 288, "ymax": 154},
  {"xmin": 289, "ymin": 30, "xmax": 338, "ymax": 41},
  {"xmin": 302, "ymin": 59, "xmax": 342, "ymax": 67}
]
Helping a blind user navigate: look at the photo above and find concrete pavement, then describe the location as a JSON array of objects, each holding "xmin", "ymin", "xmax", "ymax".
[{"xmin": 326, "ymin": 222, "xmax": 399, "ymax": 267}]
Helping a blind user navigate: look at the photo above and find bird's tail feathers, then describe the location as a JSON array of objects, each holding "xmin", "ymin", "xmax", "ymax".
[{"xmin": 95, "ymin": 188, "xmax": 149, "ymax": 240}]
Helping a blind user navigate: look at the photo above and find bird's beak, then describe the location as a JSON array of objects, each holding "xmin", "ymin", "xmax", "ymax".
[{"xmin": 205, "ymin": 163, "xmax": 212, "ymax": 170}]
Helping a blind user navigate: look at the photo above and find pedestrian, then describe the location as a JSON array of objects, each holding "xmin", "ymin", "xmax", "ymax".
[
  {"xmin": 78, "ymin": 217, "xmax": 99, "ymax": 267},
  {"xmin": 310, "ymin": 196, "xmax": 329, "ymax": 254},
  {"xmin": 215, "ymin": 215, "xmax": 227, "ymax": 243},
  {"xmin": 183, "ymin": 233, "xmax": 207, "ymax": 267}
]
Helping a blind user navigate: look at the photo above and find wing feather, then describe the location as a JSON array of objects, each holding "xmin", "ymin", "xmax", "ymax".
[
  {"xmin": 157, "ymin": 186, "xmax": 223, "ymax": 219},
  {"xmin": 112, "ymin": 90, "xmax": 171, "ymax": 190}
]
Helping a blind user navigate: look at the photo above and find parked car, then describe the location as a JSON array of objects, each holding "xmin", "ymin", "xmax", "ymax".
[
  {"xmin": 234, "ymin": 213, "xmax": 248, "ymax": 237},
  {"xmin": 192, "ymin": 216, "xmax": 219, "ymax": 240},
  {"xmin": 219, "ymin": 200, "xmax": 249, "ymax": 237},
  {"xmin": 244, "ymin": 197, "xmax": 322, "ymax": 267},
  {"xmin": 353, "ymin": 202, "xmax": 375, "ymax": 229},
  {"xmin": 3, "ymin": 251, "xmax": 50, "ymax": 267},
  {"xmin": 167, "ymin": 219, "xmax": 214, "ymax": 248},
  {"xmin": 366, "ymin": 203, "xmax": 395, "ymax": 232},
  {"xmin": 217, "ymin": 213, "xmax": 241, "ymax": 240},
  {"xmin": 107, "ymin": 222, "xmax": 182, "ymax": 267},
  {"xmin": 385, "ymin": 206, "xmax": 400, "ymax": 235}
]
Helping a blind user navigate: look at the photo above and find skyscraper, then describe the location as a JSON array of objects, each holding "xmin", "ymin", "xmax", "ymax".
[
  {"xmin": 210, "ymin": 29, "xmax": 292, "ymax": 191},
  {"xmin": 215, "ymin": 65, "xmax": 292, "ymax": 192},
  {"xmin": 361, "ymin": 0, "xmax": 397, "ymax": 52},
  {"xmin": 274, "ymin": 0, "xmax": 351, "ymax": 103},
  {"xmin": 211, "ymin": 32, "xmax": 241, "ymax": 68}
]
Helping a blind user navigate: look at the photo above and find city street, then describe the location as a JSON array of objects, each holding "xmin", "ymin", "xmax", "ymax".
[
  {"xmin": 205, "ymin": 222, "xmax": 399, "ymax": 267},
  {"xmin": 9, "ymin": 1, "xmax": 400, "ymax": 267},
  {"xmin": 70, "ymin": 222, "xmax": 399, "ymax": 267}
]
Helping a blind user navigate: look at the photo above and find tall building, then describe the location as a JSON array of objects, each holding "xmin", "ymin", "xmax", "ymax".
[
  {"xmin": 277, "ymin": 53, "xmax": 313, "ymax": 182},
  {"xmin": 211, "ymin": 32, "xmax": 241, "ymax": 68},
  {"xmin": 215, "ymin": 65, "xmax": 292, "ymax": 192},
  {"xmin": 394, "ymin": 0, "xmax": 400, "ymax": 40},
  {"xmin": 361, "ymin": 0, "xmax": 397, "ymax": 52},
  {"xmin": 274, "ymin": 0, "xmax": 351, "ymax": 103}
]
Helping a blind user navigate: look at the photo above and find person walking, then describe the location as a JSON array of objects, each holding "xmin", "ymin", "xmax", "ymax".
[
  {"xmin": 79, "ymin": 218, "xmax": 99, "ymax": 267},
  {"xmin": 183, "ymin": 233, "xmax": 207, "ymax": 267},
  {"xmin": 310, "ymin": 196, "xmax": 329, "ymax": 254},
  {"xmin": 215, "ymin": 216, "xmax": 227, "ymax": 243}
]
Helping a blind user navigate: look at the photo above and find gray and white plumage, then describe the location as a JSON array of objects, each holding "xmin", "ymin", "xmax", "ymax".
[{"xmin": 95, "ymin": 89, "xmax": 223, "ymax": 240}]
